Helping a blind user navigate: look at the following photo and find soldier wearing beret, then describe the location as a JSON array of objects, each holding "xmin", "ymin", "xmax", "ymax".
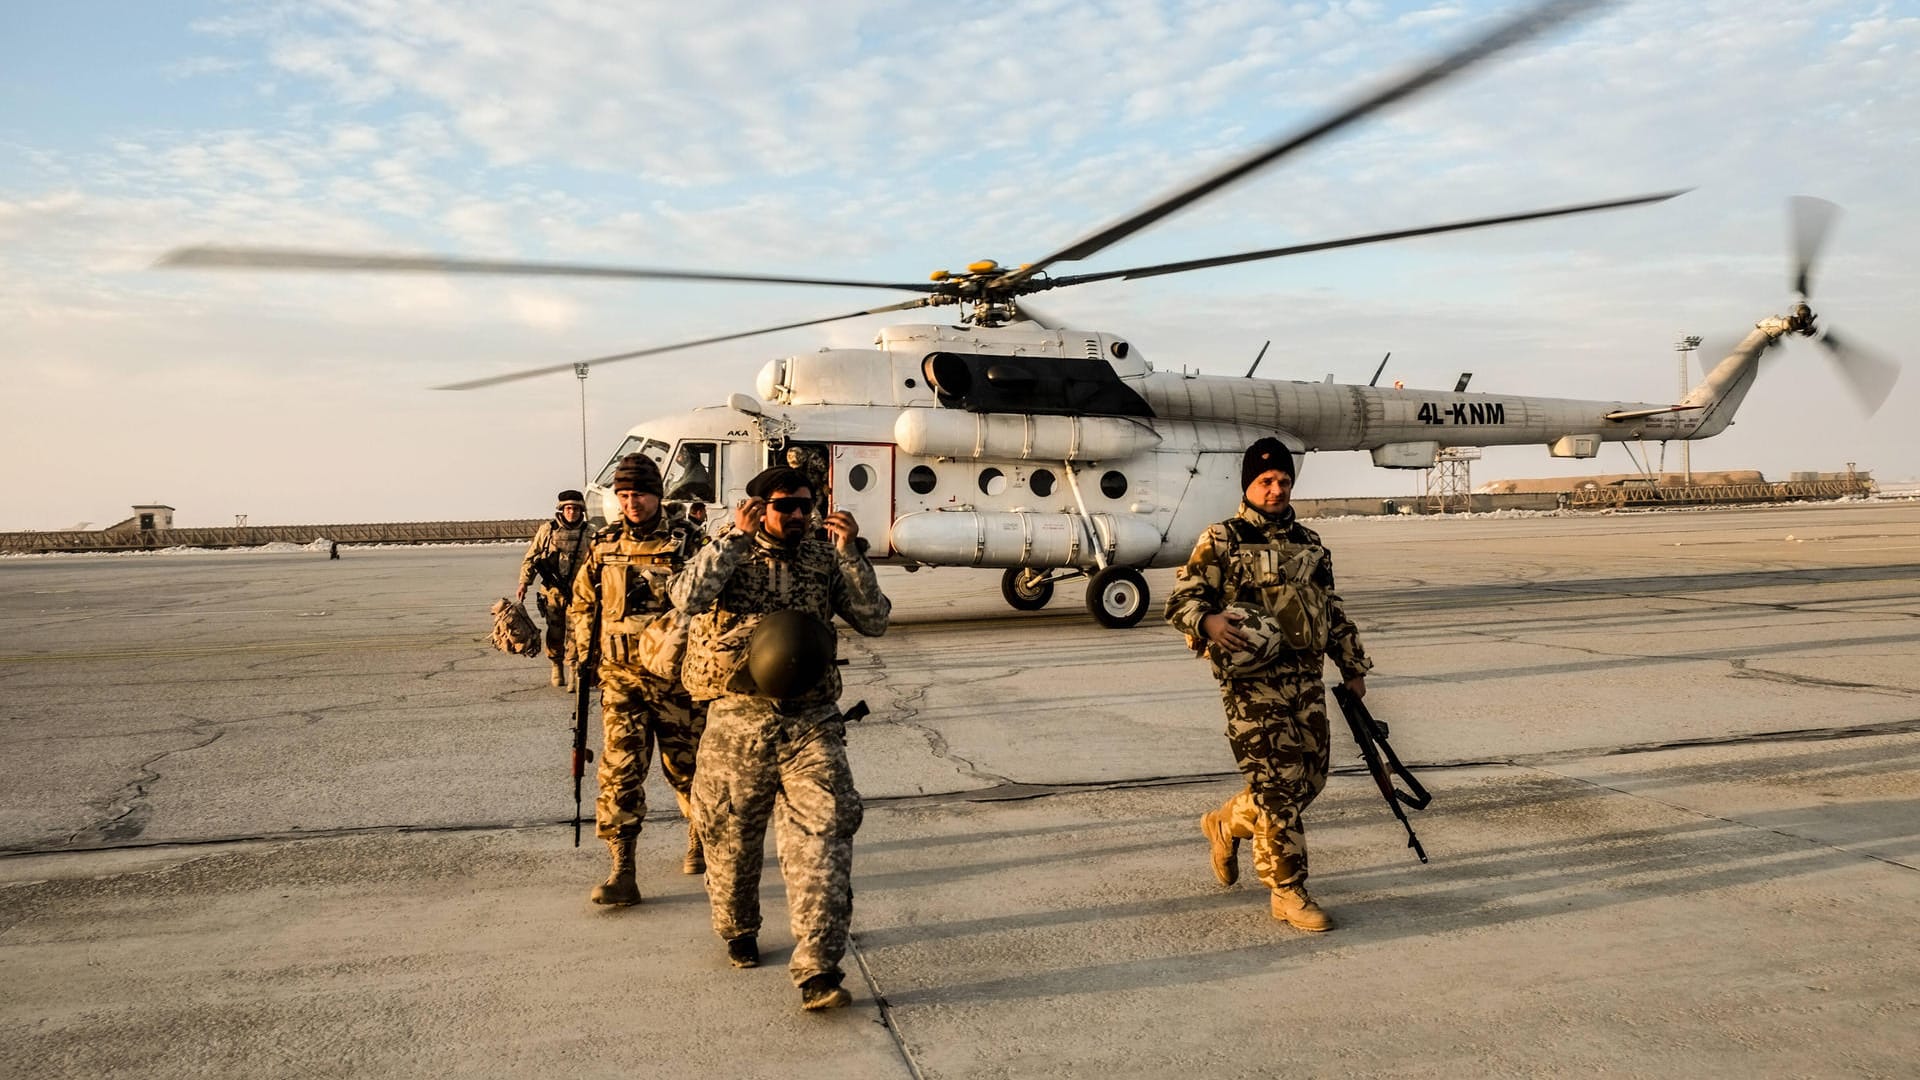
[
  {"xmin": 670, "ymin": 465, "xmax": 889, "ymax": 1011},
  {"xmin": 1163, "ymin": 438, "xmax": 1373, "ymax": 931},
  {"xmin": 517, "ymin": 489, "xmax": 593, "ymax": 688},
  {"xmin": 568, "ymin": 455, "xmax": 705, "ymax": 904}
]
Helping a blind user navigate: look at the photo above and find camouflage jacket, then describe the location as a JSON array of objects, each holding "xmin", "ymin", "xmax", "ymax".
[
  {"xmin": 670, "ymin": 528, "xmax": 890, "ymax": 707},
  {"xmin": 518, "ymin": 518, "xmax": 592, "ymax": 592},
  {"xmin": 568, "ymin": 514, "xmax": 697, "ymax": 670},
  {"xmin": 1163, "ymin": 503, "xmax": 1371, "ymax": 682}
]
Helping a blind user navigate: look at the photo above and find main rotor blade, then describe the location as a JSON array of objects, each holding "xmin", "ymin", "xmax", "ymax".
[
  {"xmin": 1004, "ymin": 0, "xmax": 1611, "ymax": 285},
  {"xmin": 1817, "ymin": 326, "xmax": 1899, "ymax": 415},
  {"xmin": 1788, "ymin": 195, "xmax": 1841, "ymax": 299},
  {"xmin": 159, "ymin": 245, "xmax": 941, "ymax": 294},
  {"xmin": 1045, "ymin": 190, "xmax": 1687, "ymax": 288},
  {"xmin": 433, "ymin": 297, "xmax": 935, "ymax": 390}
]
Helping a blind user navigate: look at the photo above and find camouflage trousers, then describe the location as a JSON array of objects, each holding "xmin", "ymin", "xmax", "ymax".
[
  {"xmin": 691, "ymin": 697, "xmax": 863, "ymax": 987},
  {"xmin": 1217, "ymin": 673, "xmax": 1331, "ymax": 888},
  {"xmin": 535, "ymin": 586, "xmax": 570, "ymax": 664},
  {"xmin": 594, "ymin": 664, "xmax": 706, "ymax": 842}
]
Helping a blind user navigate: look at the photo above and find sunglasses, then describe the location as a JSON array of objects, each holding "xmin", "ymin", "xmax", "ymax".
[{"xmin": 767, "ymin": 496, "xmax": 813, "ymax": 515}]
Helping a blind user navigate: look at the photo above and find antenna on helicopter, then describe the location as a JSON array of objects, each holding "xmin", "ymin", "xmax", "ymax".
[
  {"xmin": 1245, "ymin": 341, "xmax": 1272, "ymax": 379},
  {"xmin": 1454, "ymin": 372, "xmax": 1474, "ymax": 392},
  {"xmin": 1368, "ymin": 352, "xmax": 1392, "ymax": 387}
]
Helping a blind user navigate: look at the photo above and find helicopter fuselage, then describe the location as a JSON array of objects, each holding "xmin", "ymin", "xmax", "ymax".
[{"xmin": 590, "ymin": 318, "xmax": 1783, "ymax": 583}]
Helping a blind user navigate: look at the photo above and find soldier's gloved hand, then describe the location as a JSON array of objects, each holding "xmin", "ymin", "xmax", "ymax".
[
  {"xmin": 515, "ymin": 583, "xmax": 528, "ymax": 602},
  {"xmin": 1202, "ymin": 611, "xmax": 1252, "ymax": 651}
]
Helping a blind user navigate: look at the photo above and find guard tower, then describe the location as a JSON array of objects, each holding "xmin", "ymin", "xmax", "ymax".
[
  {"xmin": 1421, "ymin": 447, "xmax": 1480, "ymax": 514},
  {"xmin": 130, "ymin": 504, "xmax": 175, "ymax": 531}
]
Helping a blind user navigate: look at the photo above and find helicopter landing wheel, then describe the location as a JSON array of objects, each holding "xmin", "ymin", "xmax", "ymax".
[
  {"xmin": 1086, "ymin": 566, "xmax": 1150, "ymax": 629},
  {"xmin": 1001, "ymin": 568, "xmax": 1055, "ymax": 611}
]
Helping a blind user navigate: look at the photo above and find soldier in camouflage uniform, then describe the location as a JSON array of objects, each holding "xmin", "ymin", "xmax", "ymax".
[
  {"xmin": 517, "ymin": 490, "xmax": 593, "ymax": 688},
  {"xmin": 569, "ymin": 455, "xmax": 706, "ymax": 905},
  {"xmin": 670, "ymin": 465, "xmax": 890, "ymax": 1012},
  {"xmin": 1164, "ymin": 437, "xmax": 1372, "ymax": 932}
]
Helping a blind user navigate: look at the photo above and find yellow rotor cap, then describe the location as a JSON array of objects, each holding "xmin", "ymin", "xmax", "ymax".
[{"xmin": 967, "ymin": 259, "xmax": 1000, "ymax": 274}]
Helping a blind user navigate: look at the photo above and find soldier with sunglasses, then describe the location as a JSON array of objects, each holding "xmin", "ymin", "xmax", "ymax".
[{"xmin": 671, "ymin": 465, "xmax": 890, "ymax": 1012}]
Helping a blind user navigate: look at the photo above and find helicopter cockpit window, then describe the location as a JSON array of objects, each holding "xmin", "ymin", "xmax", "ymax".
[
  {"xmin": 664, "ymin": 441, "xmax": 718, "ymax": 502},
  {"xmin": 594, "ymin": 437, "xmax": 671, "ymax": 488}
]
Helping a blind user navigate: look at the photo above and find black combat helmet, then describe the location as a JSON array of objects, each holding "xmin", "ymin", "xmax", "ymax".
[{"xmin": 748, "ymin": 610, "xmax": 836, "ymax": 699}]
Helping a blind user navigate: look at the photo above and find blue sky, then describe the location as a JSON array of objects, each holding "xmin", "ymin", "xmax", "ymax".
[{"xmin": 3, "ymin": 0, "xmax": 1915, "ymax": 529}]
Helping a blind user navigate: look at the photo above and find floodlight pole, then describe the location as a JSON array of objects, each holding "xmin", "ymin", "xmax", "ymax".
[
  {"xmin": 575, "ymin": 363, "xmax": 591, "ymax": 488},
  {"xmin": 1675, "ymin": 334, "xmax": 1702, "ymax": 484}
]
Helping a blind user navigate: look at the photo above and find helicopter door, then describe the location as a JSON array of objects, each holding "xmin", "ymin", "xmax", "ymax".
[{"xmin": 829, "ymin": 444, "xmax": 893, "ymax": 557}]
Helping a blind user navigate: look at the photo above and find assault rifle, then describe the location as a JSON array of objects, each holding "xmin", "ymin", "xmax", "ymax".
[
  {"xmin": 1330, "ymin": 684, "xmax": 1432, "ymax": 863},
  {"xmin": 570, "ymin": 674, "xmax": 594, "ymax": 847}
]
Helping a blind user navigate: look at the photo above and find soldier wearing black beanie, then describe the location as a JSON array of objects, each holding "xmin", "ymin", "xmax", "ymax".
[{"xmin": 1165, "ymin": 435, "xmax": 1374, "ymax": 936}]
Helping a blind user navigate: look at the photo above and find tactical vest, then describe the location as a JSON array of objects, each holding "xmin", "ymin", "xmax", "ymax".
[
  {"xmin": 681, "ymin": 536, "xmax": 843, "ymax": 704},
  {"xmin": 1218, "ymin": 516, "xmax": 1332, "ymax": 658},
  {"xmin": 533, "ymin": 521, "xmax": 591, "ymax": 590},
  {"xmin": 591, "ymin": 521, "xmax": 691, "ymax": 669}
]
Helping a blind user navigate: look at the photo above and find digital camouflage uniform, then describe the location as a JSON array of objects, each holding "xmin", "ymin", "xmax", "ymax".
[
  {"xmin": 1165, "ymin": 503, "xmax": 1371, "ymax": 890},
  {"xmin": 569, "ymin": 514, "xmax": 705, "ymax": 846},
  {"xmin": 519, "ymin": 517, "xmax": 592, "ymax": 672},
  {"xmin": 670, "ymin": 526, "xmax": 890, "ymax": 988}
]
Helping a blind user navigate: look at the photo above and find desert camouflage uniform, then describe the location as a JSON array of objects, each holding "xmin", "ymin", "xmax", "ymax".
[
  {"xmin": 670, "ymin": 527, "xmax": 890, "ymax": 987},
  {"xmin": 569, "ymin": 514, "xmax": 704, "ymax": 841},
  {"xmin": 1165, "ymin": 503, "xmax": 1371, "ymax": 888},
  {"xmin": 519, "ymin": 517, "xmax": 592, "ymax": 666},
  {"xmin": 785, "ymin": 446, "xmax": 831, "ymax": 514}
]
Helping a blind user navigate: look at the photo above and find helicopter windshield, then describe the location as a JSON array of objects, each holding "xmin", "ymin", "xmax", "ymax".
[
  {"xmin": 594, "ymin": 437, "xmax": 671, "ymax": 488},
  {"xmin": 663, "ymin": 441, "xmax": 717, "ymax": 502}
]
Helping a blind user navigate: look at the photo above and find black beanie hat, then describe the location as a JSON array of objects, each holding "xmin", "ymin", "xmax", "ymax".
[
  {"xmin": 1242, "ymin": 437, "xmax": 1296, "ymax": 491},
  {"xmin": 746, "ymin": 466, "xmax": 813, "ymax": 500},
  {"xmin": 556, "ymin": 489, "xmax": 586, "ymax": 509},
  {"xmin": 611, "ymin": 455, "xmax": 663, "ymax": 496}
]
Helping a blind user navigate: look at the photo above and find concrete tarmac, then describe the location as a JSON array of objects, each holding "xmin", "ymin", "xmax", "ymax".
[{"xmin": 2, "ymin": 503, "xmax": 1917, "ymax": 1077}]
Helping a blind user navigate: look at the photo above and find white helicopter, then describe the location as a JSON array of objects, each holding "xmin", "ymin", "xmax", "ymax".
[{"xmin": 163, "ymin": 0, "xmax": 1896, "ymax": 628}]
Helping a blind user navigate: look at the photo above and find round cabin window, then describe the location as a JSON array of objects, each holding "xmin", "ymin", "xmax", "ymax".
[
  {"xmin": 848, "ymin": 464, "xmax": 874, "ymax": 492},
  {"xmin": 978, "ymin": 467, "xmax": 1007, "ymax": 496},
  {"xmin": 1100, "ymin": 470, "xmax": 1128, "ymax": 499},
  {"xmin": 908, "ymin": 465, "xmax": 937, "ymax": 495},
  {"xmin": 1029, "ymin": 468, "xmax": 1056, "ymax": 497}
]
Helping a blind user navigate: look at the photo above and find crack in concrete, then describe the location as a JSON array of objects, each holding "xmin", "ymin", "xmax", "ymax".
[
  {"xmin": 64, "ymin": 727, "xmax": 225, "ymax": 846},
  {"xmin": 1727, "ymin": 658, "xmax": 1915, "ymax": 697},
  {"xmin": 836, "ymin": 636, "xmax": 1013, "ymax": 790}
]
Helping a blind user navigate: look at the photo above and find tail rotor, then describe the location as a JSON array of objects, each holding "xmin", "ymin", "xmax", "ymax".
[{"xmin": 1786, "ymin": 196, "xmax": 1899, "ymax": 415}]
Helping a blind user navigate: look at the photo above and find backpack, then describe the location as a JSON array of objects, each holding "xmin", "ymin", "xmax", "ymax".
[{"xmin": 489, "ymin": 598, "xmax": 543, "ymax": 657}]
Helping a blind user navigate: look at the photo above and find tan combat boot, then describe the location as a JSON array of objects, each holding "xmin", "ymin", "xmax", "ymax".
[
  {"xmin": 589, "ymin": 837, "xmax": 641, "ymax": 905},
  {"xmin": 1270, "ymin": 883, "xmax": 1333, "ymax": 932},
  {"xmin": 1199, "ymin": 808, "xmax": 1239, "ymax": 886},
  {"xmin": 550, "ymin": 661, "xmax": 566, "ymax": 688},
  {"xmin": 682, "ymin": 823, "xmax": 705, "ymax": 875}
]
